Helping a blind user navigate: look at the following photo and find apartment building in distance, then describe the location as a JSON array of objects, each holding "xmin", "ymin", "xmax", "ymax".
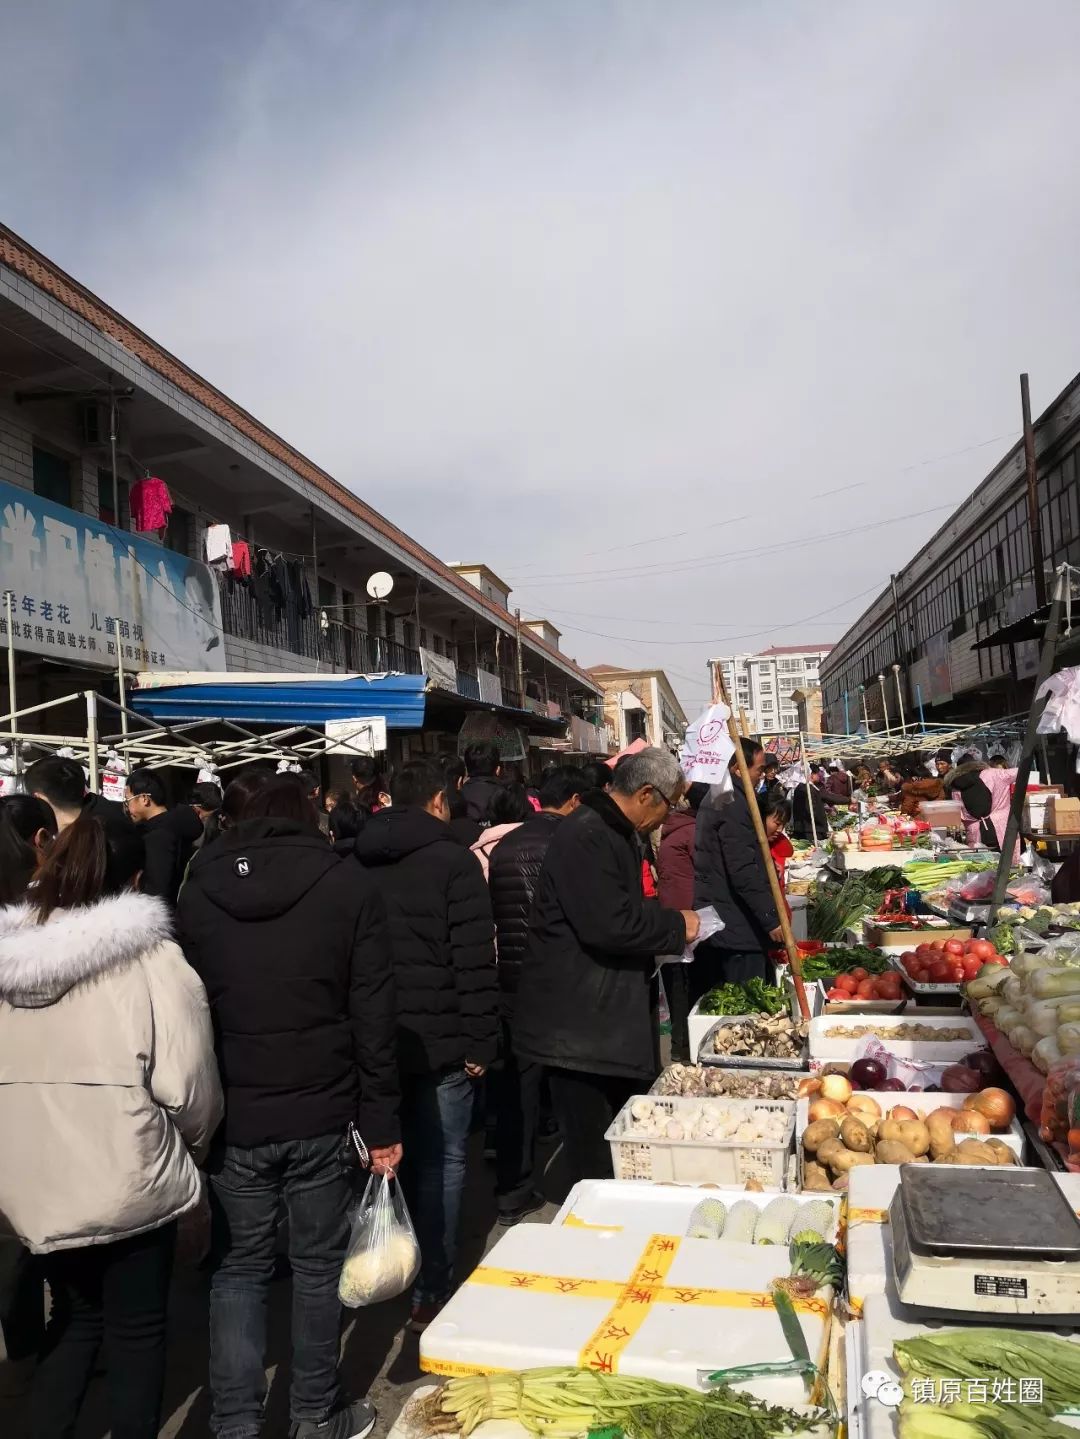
[{"xmin": 710, "ymin": 645, "xmax": 834, "ymax": 735}]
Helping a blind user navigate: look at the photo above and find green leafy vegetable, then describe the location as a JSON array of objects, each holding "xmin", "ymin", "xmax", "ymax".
[
  {"xmin": 800, "ymin": 945, "xmax": 890, "ymax": 980},
  {"xmin": 699, "ymin": 980, "xmax": 786, "ymax": 1016},
  {"xmin": 808, "ymin": 868, "xmax": 907, "ymax": 940}
]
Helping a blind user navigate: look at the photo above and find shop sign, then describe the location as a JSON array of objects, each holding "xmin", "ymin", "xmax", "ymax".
[
  {"xmin": 0, "ymin": 478, "xmax": 224, "ymax": 673},
  {"xmin": 457, "ymin": 710, "xmax": 526, "ymax": 761},
  {"xmin": 324, "ymin": 716, "xmax": 388, "ymax": 755},
  {"xmin": 420, "ymin": 648, "xmax": 458, "ymax": 693}
]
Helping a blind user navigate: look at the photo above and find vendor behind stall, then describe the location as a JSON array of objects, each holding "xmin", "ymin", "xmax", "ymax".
[
  {"xmin": 899, "ymin": 757, "xmax": 945, "ymax": 817},
  {"xmin": 945, "ymin": 753, "xmax": 1020, "ymax": 859}
]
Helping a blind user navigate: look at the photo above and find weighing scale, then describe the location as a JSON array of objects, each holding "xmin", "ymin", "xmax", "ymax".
[{"xmin": 889, "ymin": 1166, "xmax": 1080, "ymax": 1323}]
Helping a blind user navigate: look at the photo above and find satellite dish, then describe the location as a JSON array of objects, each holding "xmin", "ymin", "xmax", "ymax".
[{"xmin": 366, "ymin": 571, "xmax": 394, "ymax": 602}]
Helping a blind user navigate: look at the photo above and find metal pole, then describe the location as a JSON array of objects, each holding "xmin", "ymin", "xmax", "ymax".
[
  {"xmin": 892, "ymin": 663, "xmax": 907, "ymax": 732},
  {"xmin": 989, "ymin": 567, "xmax": 1067, "ymax": 914},
  {"xmin": 860, "ymin": 684, "xmax": 870, "ymax": 733},
  {"xmin": 877, "ymin": 674, "xmax": 891, "ymax": 737},
  {"xmin": 715, "ymin": 671, "xmax": 809, "ymax": 1018},
  {"xmin": 916, "ymin": 683, "xmax": 926, "ymax": 731},
  {"xmin": 514, "ymin": 608, "xmax": 526, "ymax": 706},
  {"xmin": 1021, "ymin": 373, "xmax": 1047, "ymax": 609},
  {"xmin": 4, "ymin": 590, "xmax": 16, "ymax": 746},
  {"xmin": 109, "ymin": 397, "xmax": 128, "ymax": 740},
  {"xmin": 86, "ymin": 690, "xmax": 100, "ymax": 793},
  {"xmin": 843, "ymin": 690, "xmax": 851, "ymax": 735}
]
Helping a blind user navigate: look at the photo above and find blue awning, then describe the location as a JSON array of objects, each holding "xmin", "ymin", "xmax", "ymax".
[{"xmin": 131, "ymin": 673, "xmax": 426, "ymax": 729}]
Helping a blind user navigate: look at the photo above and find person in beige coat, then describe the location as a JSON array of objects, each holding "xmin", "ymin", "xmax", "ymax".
[{"xmin": 0, "ymin": 810, "xmax": 223, "ymax": 1439}]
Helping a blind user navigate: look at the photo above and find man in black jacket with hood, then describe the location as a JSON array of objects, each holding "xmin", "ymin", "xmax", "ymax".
[
  {"xmin": 514, "ymin": 748, "xmax": 698, "ymax": 1184},
  {"xmin": 353, "ymin": 761, "xmax": 498, "ymax": 1329},
  {"xmin": 693, "ymin": 738, "xmax": 783, "ymax": 998},
  {"xmin": 125, "ymin": 767, "xmax": 203, "ymax": 906},
  {"xmin": 459, "ymin": 740, "xmax": 503, "ymax": 826},
  {"xmin": 488, "ymin": 765, "xmax": 586, "ymax": 1221},
  {"xmin": 177, "ymin": 774, "xmax": 399, "ymax": 1439}
]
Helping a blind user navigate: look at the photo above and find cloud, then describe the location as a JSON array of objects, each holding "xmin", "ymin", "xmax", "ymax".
[{"xmin": 5, "ymin": 0, "xmax": 1080, "ymax": 711}]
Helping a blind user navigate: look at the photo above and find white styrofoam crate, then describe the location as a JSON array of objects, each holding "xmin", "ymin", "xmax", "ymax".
[
  {"xmin": 419, "ymin": 1224, "xmax": 831, "ymax": 1406},
  {"xmin": 809, "ymin": 1014, "xmax": 984, "ymax": 1071},
  {"xmin": 605, "ymin": 1095, "xmax": 795, "ymax": 1187},
  {"xmin": 554, "ymin": 1179, "xmax": 840, "ymax": 1243}
]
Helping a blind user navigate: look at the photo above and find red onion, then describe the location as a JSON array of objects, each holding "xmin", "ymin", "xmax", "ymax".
[
  {"xmin": 963, "ymin": 1049, "xmax": 1001, "ymax": 1084},
  {"xmin": 879, "ymin": 1077, "xmax": 907, "ymax": 1091},
  {"xmin": 849, "ymin": 1058, "xmax": 888, "ymax": 1090},
  {"xmin": 941, "ymin": 1063, "xmax": 982, "ymax": 1094}
]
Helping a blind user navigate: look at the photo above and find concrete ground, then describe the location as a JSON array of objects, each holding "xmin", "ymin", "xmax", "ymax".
[{"xmin": 0, "ymin": 1134, "xmax": 565, "ymax": 1439}]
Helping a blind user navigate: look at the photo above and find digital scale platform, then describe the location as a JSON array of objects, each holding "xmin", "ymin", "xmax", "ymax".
[{"xmin": 889, "ymin": 1165, "xmax": 1080, "ymax": 1323}]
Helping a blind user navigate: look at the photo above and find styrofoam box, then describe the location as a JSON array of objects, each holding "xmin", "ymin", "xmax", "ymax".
[
  {"xmin": 795, "ymin": 1092, "xmax": 1026, "ymax": 1164},
  {"xmin": 809, "ymin": 1014, "xmax": 984, "ymax": 1071},
  {"xmin": 606, "ymin": 1095, "xmax": 795, "ymax": 1188},
  {"xmin": 846, "ymin": 1287, "xmax": 1080, "ymax": 1439},
  {"xmin": 419, "ymin": 1224, "xmax": 830, "ymax": 1407},
  {"xmin": 686, "ymin": 999, "xmax": 717, "ymax": 1061},
  {"xmin": 554, "ymin": 1179, "xmax": 840, "ymax": 1244},
  {"xmin": 844, "ymin": 1167, "xmax": 1080, "ymax": 1314}
]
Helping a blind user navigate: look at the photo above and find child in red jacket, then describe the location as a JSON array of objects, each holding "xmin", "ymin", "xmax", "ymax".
[{"xmin": 765, "ymin": 798, "xmax": 794, "ymax": 908}]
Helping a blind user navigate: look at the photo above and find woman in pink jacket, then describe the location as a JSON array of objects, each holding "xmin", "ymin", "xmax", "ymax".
[{"xmin": 948, "ymin": 757, "xmax": 1020, "ymax": 861}]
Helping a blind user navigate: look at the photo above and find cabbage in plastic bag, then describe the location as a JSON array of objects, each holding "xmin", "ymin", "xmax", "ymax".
[{"xmin": 338, "ymin": 1172, "xmax": 421, "ymax": 1308}]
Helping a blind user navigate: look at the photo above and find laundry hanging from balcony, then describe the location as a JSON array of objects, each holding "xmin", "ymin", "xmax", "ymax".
[
  {"xmin": 128, "ymin": 473, "xmax": 173, "ymax": 535},
  {"xmin": 250, "ymin": 548, "xmax": 313, "ymax": 623},
  {"xmin": 204, "ymin": 523, "xmax": 234, "ymax": 568}
]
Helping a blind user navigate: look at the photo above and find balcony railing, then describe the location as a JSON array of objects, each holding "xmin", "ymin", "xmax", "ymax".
[{"xmin": 218, "ymin": 578, "xmax": 421, "ymax": 673}]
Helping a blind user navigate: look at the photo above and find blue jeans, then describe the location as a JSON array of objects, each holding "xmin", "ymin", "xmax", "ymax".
[
  {"xmin": 207, "ymin": 1133, "xmax": 350, "ymax": 1439},
  {"xmin": 401, "ymin": 1069, "xmax": 475, "ymax": 1306}
]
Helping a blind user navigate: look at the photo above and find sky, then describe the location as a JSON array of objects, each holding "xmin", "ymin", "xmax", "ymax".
[{"xmin": 5, "ymin": 0, "xmax": 1080, "ymax": 715}]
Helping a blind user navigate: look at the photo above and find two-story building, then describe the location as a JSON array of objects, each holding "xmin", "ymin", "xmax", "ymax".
[
  {"xmin": 587, "ymin": 665, "xmax": 688, "ymax": 755},
  {"xmin": 0, "ymin": 223, "xmax": 603, "ymax": 770}
]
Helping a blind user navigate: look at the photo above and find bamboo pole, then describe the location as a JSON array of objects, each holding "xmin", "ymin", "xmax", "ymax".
[
  {"xmin": 801, "ymin": 729, "xmax": 819, "ymax": 846},
  {"xmin": 739, "ymin": 705, "xmax": 751, "ymax": 738},
  {"xmin": 715, "ymin": 672, "xmax": 810, "ymax": 1020}
]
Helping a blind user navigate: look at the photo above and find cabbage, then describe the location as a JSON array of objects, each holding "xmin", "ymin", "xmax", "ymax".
[{"xmin": 1029, "ymin": 968, "xmax": 1080, "ymax": 1000}]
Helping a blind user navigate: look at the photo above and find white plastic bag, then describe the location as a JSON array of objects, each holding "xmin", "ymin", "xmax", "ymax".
[
  {"xmin": 338, "ymin": 1170, "xmax": 420, "ymax": 1308},
  {"xmin": 656, "ymin": 905, "xmax": 724, "ymax": 967}
]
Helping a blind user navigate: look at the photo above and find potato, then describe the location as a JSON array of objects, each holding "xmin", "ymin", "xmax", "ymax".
[
  {"xmin": 952, "ymin": 1139, "xmax": 999, "ymax": 1166},
  {"xmin": 877, "ymin": 1119, "xmax": 906, "ymax": 1146},
  {"xmin": 875, "ymin": 1140, "xmax": 916, "ymax": 1165},
  {"xmin": 839, "ymin": 1116, "xmax": 872, "ymax": 1153},
  {"xmin": 933, "ymin": 1146, "xmax": 960, "ymax": 1164},
  {"xmin": 896, "ymin": 1120, "xmax": 930, "ymax": 1158},
  {"xmin": 985, "ymin": 1139, "xmax": 1019, "ymax": 1166},
  {"xmin": 927, "ymin": 1113, "xmax": 957, "ymax": 1161},
  {"xmin": 802, "ymin": 1161, "xmax": 832, "ymax": 1191},
  {"xmin": 832, "ymin": 1149, "xmax": 875, "ymax": 1173},
  {"xmin": 816, "ymin": 1138, "xmax": 848, "ymax": 1172},
  {"xmin": 803, "ymin": 1119, "xmax": 841, "ymax": 1154},
  {"xmin": 831, "ymin": 1174, "xmax": 850, "ymax": 1191}
]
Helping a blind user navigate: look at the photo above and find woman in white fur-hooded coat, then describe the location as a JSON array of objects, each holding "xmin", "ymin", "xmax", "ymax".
[{"xmin": 0, "ymin": 815, "xmax": 223, "ymax": 1255}]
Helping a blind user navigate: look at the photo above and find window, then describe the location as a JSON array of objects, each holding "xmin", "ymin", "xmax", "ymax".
[
  {"xmin": 403, "ymin": 620, "xmax": 417, "ymax": 652},
  {"xmin": 760, "ymin": 699, "xmax": 774, "ymax": 712},
  {"xmin": 759, "ymin": 682, "xmax": 773, "ymax": 694},
  {"xmin": 33, "ymin": 446, "xmax": 71, "ymax": 506},
  {"xmin": 165, "ymin": 506, "xmax": 193, "ymax": 557},
  {"xmin": 317, "ymin": 577, "xmax": 336, "ymax": 609},
  {"xmin": 97, "ymin": 467, "xmax": 128, "ymax": 527}
]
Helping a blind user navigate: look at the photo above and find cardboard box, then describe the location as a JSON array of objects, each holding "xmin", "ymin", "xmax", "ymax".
[{"xmin": 1048, "ymin": 795, "xmax": 1080, "ymax": 835}]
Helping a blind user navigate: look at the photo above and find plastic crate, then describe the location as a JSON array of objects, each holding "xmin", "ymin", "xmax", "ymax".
[{"xmin": 605, "ymin": 1095, "xmax": 795, "ymax": 1187}]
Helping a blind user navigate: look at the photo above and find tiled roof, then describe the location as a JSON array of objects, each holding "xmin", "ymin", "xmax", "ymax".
[{"xmin": 0, "ymin": 224, "xmax": 596, "ymax": 691}]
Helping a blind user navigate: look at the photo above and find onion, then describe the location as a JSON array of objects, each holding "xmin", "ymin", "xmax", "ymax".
[
  {"xmin": 953, "ymin": 1109, "xmax": 991, "ymax": 1136},
  {"xmin": 879, "ymin": 1078, "xmax": 907, "ymax": 1091},
  {"xmin": 819, "ymin": 1074, "xmax": 853, "ymax": 1104},
  {"xmin": 849, "ymin": 1058, "xmax": 887, "ymax": 1090},
  {"xmin": 962, "ymin": 1049, "xmax": 1001, "ymax": 1084},
  {"xmin": 889, "ymin": 1105, "xmax": 918, "ymax": 1121},
  {"xmin": 797, "ymin": 1077, "xmax": 822, "ymax": 1099},
  {"xmin": 941, "ymin": 1064, "xmax": 981, "ymax": 1094},
  {"xmin": 962, "ymin": 1087, "xmax": 1016, "ymax": 1132},
  {"xmin": 808, "ymin": 1098, "xmax": 847, "ymax": 1122},
  {"xmin": 846, "ymin": 1095, "xmax": 882, "ymax": 1120}
]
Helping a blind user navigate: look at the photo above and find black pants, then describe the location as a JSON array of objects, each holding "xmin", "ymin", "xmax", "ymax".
[
  {"xmin": 664, "ymin": 964, "xmax": 692, "ymax": 1063},
  {"xmin": 0, "ymin": 1237, "xmax": 44, "ymax": 1362},
  {"xmin": 29, "ymin": 1221, "xmax": 176, "ymax": 1439},
  {"xmin": 495, "ymin": 1017, "xmax": 544, "ymax": 1210},
  {"xmin": 546, "ymin": 1068, "xmax": 638, "ymax": 1185},
  {"xmin": 689, "ymin": 942, "xmax": 768, "ymax": 1004}
]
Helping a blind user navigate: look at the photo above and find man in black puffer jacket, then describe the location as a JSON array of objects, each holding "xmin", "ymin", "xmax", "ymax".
[
  {"xmin": 514, "ymin": 749, "xmax": 697, "ymax": 1183},
  {"xmin": 353, "ymin": 761, "xmax": 497, "ymax": 1328},
  {"xmin": 488, "ymin": 765, "xmax": 586, "ymax": 1222},
  {"xmin": 176, "ymin": 773, "xmax": 399, "ymax": 1439}
]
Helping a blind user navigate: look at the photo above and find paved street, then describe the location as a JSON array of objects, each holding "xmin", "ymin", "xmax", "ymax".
[{"xmin": 0, "ymin": 1136, "xmax": 564, "ymax": 1439}]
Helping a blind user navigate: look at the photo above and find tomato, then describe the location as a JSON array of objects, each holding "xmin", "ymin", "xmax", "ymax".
[
  {"xmin": 856, "ymin": 979, "xmax": 877, "ymax": 999},
  {"xmin": 928, "ymin": 959, "xmax": 951, "ymax": 983},
  {"xmin": 948, "ymin": 964, "xmax": 965, "ymax": 984},
  {"xmin": 911, "ymin": 967, "xmax": 929, "ymax": 984},
  {"xmin": 850, "ymin": 968, "xmax": 869, "ymax": 982},
  {"xmin": 899, "ymin": 950, "xmax": 917, "ymax": 967},
  {"xmin": 984, "ymin": 954, "xmax": 1009, "ymax": 967},
  {"xmin": 962, "ymin": 956, "xmax": 982, "ymax": 981},
  {"xmin": 826, "ymin": 987, "xmax": 848, "ymax": 1001},
  {"xmin": 944, "ymin": 939, "xmax": 966, "ymax": 957},
  {"xmin": 836, "ymin": 973, "xmax": 859, "ymax": 993},
  {"xmin": 969, "ymin": 939, "xmax": 996, "ymax": 961},
  {"xmin": 916, "ymin": 944, "xmax": 933, "ymax": 961}
]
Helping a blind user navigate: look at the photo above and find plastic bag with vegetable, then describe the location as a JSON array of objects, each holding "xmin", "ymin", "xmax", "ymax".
[{"xmin": 338, "ymin": 1171, "xmax": 421, "ymax": 1308}]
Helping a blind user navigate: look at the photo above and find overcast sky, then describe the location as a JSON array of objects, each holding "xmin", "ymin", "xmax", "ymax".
[{"xmin": 5, "ymin": 0, "xmax": 1080, "ymax": 714}]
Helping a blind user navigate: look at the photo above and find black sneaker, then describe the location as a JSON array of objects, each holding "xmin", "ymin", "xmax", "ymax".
[
  {"xmin": 292, "ymin": 1398, "xmax": 377, "ymax": 1439},
  {"xmin": 497, "ymin": 1191, "xmax": 546, "ymax": 1226}
]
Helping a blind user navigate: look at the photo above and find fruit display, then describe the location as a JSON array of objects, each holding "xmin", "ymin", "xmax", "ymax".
[
  {"xmin": 799, "ymin": 1075, "xmax": 1020, "ymax": 1189},
  {"xmin": 896, "ymin": 935, "xmax": 1008, "ymax": 987}
]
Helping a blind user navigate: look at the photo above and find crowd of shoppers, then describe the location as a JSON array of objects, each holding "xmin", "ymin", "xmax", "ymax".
[{"xmin": 0, "ymin": 737, "xmax": 818, "ymax": 1439}]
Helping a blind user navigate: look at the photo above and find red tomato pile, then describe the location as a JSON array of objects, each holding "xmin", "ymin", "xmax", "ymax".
[
  {"xmin": 825, "ymin": 967, "xmax": 906, "ymax": 1003},
  {"xmin": 898, "ymin": 937, "xmax": 1008, "ymax": 987}
]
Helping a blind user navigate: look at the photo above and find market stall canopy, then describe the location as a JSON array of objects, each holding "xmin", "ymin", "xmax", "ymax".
[
  {"xmin": 130, "ymin": 671, "xmax": 425, "ymax": 728},
  {"xmin": 972, "ymin": 601, "xmax": 1056, "ymax": 649}
]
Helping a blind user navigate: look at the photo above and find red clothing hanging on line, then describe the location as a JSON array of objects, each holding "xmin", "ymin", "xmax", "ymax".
[{"xmin": 129, "ymin": 476, "xmax": 173, "ymax": 532}]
